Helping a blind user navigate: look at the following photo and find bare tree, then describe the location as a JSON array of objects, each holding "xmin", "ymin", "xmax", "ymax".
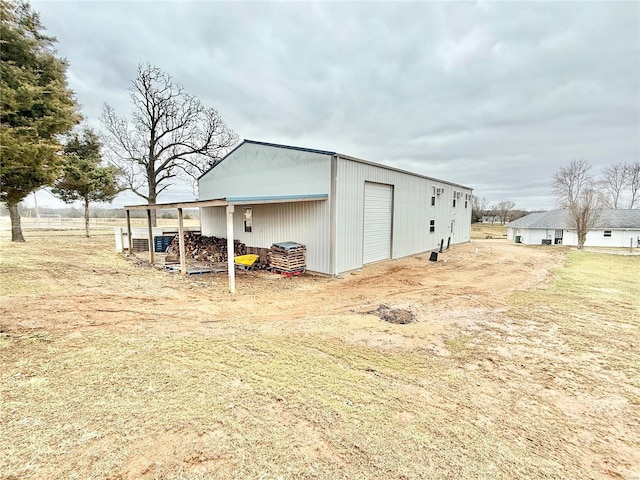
[
  {"xmin": 101, "ymin": 64, "xmax": 238, "ymax": 224},
  {"xmin": 626, "ymin": 161, "xmax": 640, "ymax": 208},
  {"xmin": 471, "ymin": 195, "xmax": 488, "ymax": 223},
  {"xmin": 552, "ymin": 159, "xmax": 602, "ymax": 249},
  {"xmin": 488, "ymin": 204, "xmax": 499, "ymax": 224},
  {"xmin": 599, "ymin": 163, "xmax": 628, "ymax": 208},
  {"xmin": 496, "ymin": 200, "xmax": 516, "ymax": 225}
]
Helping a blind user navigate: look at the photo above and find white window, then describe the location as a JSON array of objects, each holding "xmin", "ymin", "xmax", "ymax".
[
  {"xmin": 243, "ymin": 208, "xmax": 253, "ymax": 233},
  {"xmin": 603, "ymin": 230, "xmax": 612, "ymax": 237}
]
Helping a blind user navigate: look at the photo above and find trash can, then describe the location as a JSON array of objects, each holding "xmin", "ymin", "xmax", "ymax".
[
  {"xmin": 154, "ymin": 235, "xmax": 175, "ymax": 252},
  {"xmin": 515, "ymin": 236, "xmax": 522, "ymax": 244}
]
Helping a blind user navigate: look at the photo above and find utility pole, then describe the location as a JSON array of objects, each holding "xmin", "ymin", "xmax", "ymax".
[{"xmin": 33, "ymin": 191, "xmax": 40, "ymax": 226}]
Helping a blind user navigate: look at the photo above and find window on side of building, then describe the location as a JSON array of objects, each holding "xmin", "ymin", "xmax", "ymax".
[
  {"xmin": 603, "ymin": 230, "xmax": 612, "ymax": 237},
  {"xmin": 429, "ymin": 219, "xmax": 435, "ymax": 233},
  {"xmin": 431, "ymin": 196, "xmax": 436, "ymax": 206},
  {"xmin": 453, "ymin": 198, "xmax": 456, "ymax": 208},
  {"xmin": 243, "ymin": 207, "xmax": 253, "ymax": 233},
  {"xmin": 465, "ymin": 200, "xmax": 468, "ymax": 208}
]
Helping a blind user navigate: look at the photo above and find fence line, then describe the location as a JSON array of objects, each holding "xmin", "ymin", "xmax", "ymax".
[{"xmin": 0, "ymin": 216, "xmax": 200, "ymax": 230}]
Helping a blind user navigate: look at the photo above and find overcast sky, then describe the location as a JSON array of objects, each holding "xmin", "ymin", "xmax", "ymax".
[{"xmin": 28, "ymin": 1, "xmax": 640, "ymax": 211}]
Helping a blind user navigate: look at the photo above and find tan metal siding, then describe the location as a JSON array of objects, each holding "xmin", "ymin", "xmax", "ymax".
[
  {"xmin": 198, "ymin": 143, "xmax": 333, "ymax": 274},
  {"xmin": 200, "ymin": 201, "xmax": 330, "ymax": 274},
  {"xmin": 198, "ymin": 143, "xmax": 331, "ymax": 199},
  {"xmin": 200, "ymin": 143, "xmax": 472, "ymax": 275},
  {"xmin": 334, "ymin": 157, "xmax": 472, "ymax": 273}
]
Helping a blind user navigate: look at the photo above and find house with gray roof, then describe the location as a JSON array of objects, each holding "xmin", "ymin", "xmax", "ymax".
[{"xmin": 507, "ymin": 209, "xmax": 640, "ymax": 248}]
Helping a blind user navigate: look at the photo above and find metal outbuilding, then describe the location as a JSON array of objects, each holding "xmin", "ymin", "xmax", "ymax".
[
  {"xmin": 123, "ymin": 195, "xmax": 329, "ymax": 294},
  {"xmin": 198, "ymin": 140, "xmax": 473, "ymax": 276}
]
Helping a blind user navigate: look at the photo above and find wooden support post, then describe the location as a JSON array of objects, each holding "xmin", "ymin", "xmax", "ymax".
[
  {"xmin": 119, "ymin": 227, "xmax": 125, "ymax": 254},
  {"xmin": 146, "ymin": 208, "xmax": 155, "ymax": 264},
  {"xmin": 226, "ymin": 204, "xmax": 235, "ymax": 294},
  {"xmin": 126, "ymin": 209, "xmax": 133, "ymax": 254},
  {"xmin": 178, "ymin": 208, "xmax": 186, "ymax": 275}
]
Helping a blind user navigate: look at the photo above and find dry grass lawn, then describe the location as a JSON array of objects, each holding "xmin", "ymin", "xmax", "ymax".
[
  {"xmin": 470, "ymin": 222, "xmax": 508, "ymax": 240},
  {"xmin": 0, "ymin": 229, "xmax": 638, "ymax": 479}
]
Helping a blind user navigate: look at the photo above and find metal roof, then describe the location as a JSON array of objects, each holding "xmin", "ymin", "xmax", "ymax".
[
  {"xmin": 124, "ymin": 194, "xmax": 328, "ymax": 211},
  {"xmin": 508, "ymin": 209, "xmax": 640, "ymax": 229},
  {"xmin": 199, "ymin": 139, "xmax": 473, "ymax": 190},
  {"xmin": 243, "ymin": 139, "xmax": 336, "ymax": 156}
]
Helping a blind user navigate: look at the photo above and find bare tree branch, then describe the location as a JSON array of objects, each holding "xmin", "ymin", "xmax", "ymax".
[
  {"xmin": 471, "ymin": 196, "xmax": 488, "ymax": 223},
  {"xmin": 496, "ymin": 201, "xmax": 516, "ymax": 225},
  {"xmin": 599, "ymin": 163, "xmax": 629, "ymax": 208},
  {"xmin": 100, "ymin": 63, "xmax": 239, "ymax": 225},
  {"xmin": 626, "ymin": 162, "xmax": 639, "ymax": 208},
  {"xmin": 552, "ymin": 160, "xmax": 602, "ymax": 249}
]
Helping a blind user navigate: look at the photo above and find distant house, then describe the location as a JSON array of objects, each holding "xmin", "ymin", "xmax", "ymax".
[
  {"xmin": 480, "ymin": 215, "xmax": 501, "ymax": 224},
  {"xmin": 507, "ymin": 209, "xmax": 640, "ymax": 247}
]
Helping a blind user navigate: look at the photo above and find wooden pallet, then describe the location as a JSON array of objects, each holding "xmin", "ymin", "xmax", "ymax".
[
  {"xmin": 269, "ymin": 267, "xmax": 305, "ymax": 277},
  {"xmin": 269, "ymin": 242, "xmax": 306, "ymax": 272},
  {"xmin": 164, "ymin": 265, "xmax": 224, "ymax": 275}
]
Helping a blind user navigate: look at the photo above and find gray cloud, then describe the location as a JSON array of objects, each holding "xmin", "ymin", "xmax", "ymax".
[{"xmin": 31, "ymin": 1, "xmax": 639, "ymax": 210}]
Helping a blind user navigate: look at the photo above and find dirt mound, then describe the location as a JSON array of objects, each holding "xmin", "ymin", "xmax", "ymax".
[{"xmin": 368, "ymin": 304, "xmax": 415, "ymax": 324}]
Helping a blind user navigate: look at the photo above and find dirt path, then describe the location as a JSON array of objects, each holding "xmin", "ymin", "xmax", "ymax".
[
  {"xmin": 1, "ymin": 240, "xmax": 564, "ymax": 346},
  {"xmin": 3, "ymin": 235, "xmax": 639, "ymax": 480}
]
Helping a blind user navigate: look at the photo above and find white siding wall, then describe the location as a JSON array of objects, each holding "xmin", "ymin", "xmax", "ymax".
[
  {"xmin": 199, "ymin": 143, "xmax": 473, "ymax": 275},
  {"xmin": 510, "ymin": 227, "xmax": 640, "ymax": 247},
  {"xmin": 334, "ymin": 157, "xmax": 472, "ymax": 273},
  {"xmin": 564, "ymin": 229, "xmax": 640, "ymax": 248},
  {"xmin": 198, "ymin": 143, "xmax": 333, "ymax": 274},
  {"xmin": 523, "ymin": 228, "xmax": 553, "ymax": 245},
  {"xmin": 198, "ymin": 142, "xmax": 332, "ymax": 199},
  {"xmin": 201, "ymin": 201, "xmax": 331, "ymax": 274}
]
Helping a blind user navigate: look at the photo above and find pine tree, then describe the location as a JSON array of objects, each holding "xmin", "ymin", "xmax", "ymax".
[
  {"xmin": 52, "ymin": 128, "xmax": 120, "ymax": 237},
  {"xmin": 0, "ymin": 1, "xmax": 80, "ymax": 241}
]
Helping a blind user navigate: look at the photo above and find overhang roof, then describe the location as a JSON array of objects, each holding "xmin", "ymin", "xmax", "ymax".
[
  {"xmin": 508, "ymin": 209, "xmax": 640, "ymax": 229},
  {"xmin": 124, "ymin": 194, "xmax": 328, "ymax": 211}
]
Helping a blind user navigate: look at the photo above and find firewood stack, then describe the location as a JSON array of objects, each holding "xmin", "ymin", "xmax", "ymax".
[
  {"xmin": 166, "ymin": 233, "xmax": 246, "ymax": 262},
  {"xmin": 268, "ymin": 242, "xmax": 306, "ymax": 273}
]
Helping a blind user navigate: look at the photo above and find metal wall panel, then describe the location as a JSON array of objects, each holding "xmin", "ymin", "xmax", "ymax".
[
  {"xmin": 363, "ymin": 182, "xmax": 393, "ymax": 263},
  {"xmin": 200, "ymin": 143, "xmax": 472, "ymax": 275},
  {"xmin": 200, "ymin": 201, "xmax": 331, "ymax": 274},
  {"xmin": 199, "ymin": 142, "xmax": 331, "ymax": 200},
  {"xmin": 198, "ymin": 142, "xmax": 333, "ymax": 273},
  {"xmin": 334, "ymin": 157, "xmax": 472, "ymax": 274}
]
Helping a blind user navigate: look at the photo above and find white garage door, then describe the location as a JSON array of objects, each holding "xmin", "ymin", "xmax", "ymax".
[{"xmin": 363, "ymin": 182, "xmax": 393, "ymax": 264}]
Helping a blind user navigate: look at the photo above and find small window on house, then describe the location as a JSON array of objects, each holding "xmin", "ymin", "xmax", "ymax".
[
  {"xmin": 243, "ymin": 207, "xmax": 253, "ymax": 233},
  {"xmin": 453, "ymin": 198, "xmax": 456, "ymax": 207},
  {"xmin": 603, "ymin": 230, "xmax": 612, "ymax": 237},
  {"xmin": 431, "ymin": 196, "xmax": 436, "ymax": 206},
  {"xmin": 429, "ymin": 219, "xmax": 435, "ymax": 233}
]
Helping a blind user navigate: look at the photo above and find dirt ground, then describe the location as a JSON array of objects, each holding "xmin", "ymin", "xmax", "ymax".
[
  {"xmin": 1, "ymin": 233, "xmax": 639, "ymax": 479},
  {"xmin": 2, "ymin": 239, "xmax": 559, "ymax": 342}
]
